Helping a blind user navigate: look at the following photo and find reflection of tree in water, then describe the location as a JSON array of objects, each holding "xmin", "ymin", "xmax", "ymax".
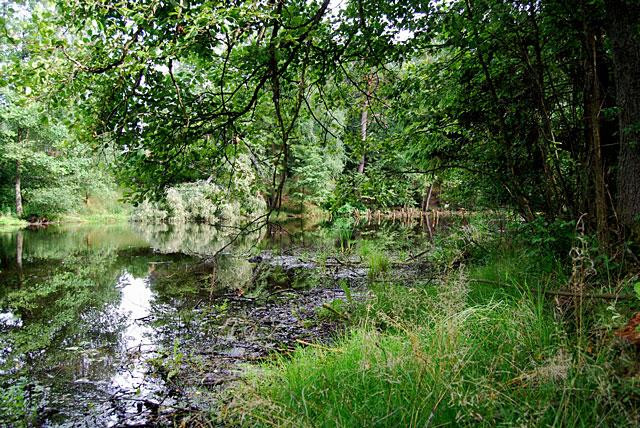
[
  {"xmin": 149, "ymin": 254, "xmax": 255, "ymax": 309},
  {"xmin": 0, "ymin": 230, "xmax": 188, "ymax": 425},
  {"xmin": 0, "ymin": 222, "xmax": 275, "ymax": 425},
  {"xmin": 0, "ymin": 223, "xmax": 148, "ymax": 264},
  {"xmin": 131, "ymin": 221, "xmax": 265, "ymax": 257},
  {"xmin": 1, "ymin": 249, "xmax": 123, "ymax": 357}
]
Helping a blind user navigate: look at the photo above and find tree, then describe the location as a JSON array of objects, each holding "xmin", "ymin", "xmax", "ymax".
[
  {"xmin": 0, "ymin": 92, "xmax": 64, "ymax": 217},
  {"xmin": 605, "ymin": 0, "xmax": 640, "ymax": 233},
  {"xmin": 43, "ymin": 0, "xmax": 336, "ymax": 213},
  {"xmin": 0, "ymin": 90, "xmax": 116, "ymax": 219}
]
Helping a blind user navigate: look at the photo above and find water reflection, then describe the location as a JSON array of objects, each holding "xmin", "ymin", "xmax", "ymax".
[
  {"xmin": 0, "ymin": 219, "xmax": 439, "ymax": 426},
  {"xmin": 0, "ymin": 224, "xmax": 198, "ymax": 426},
  {"xmin": 111, "ymin": 272, "xmax": 154, "ymax": 392},
  {"xmin": 131, "ymin": 222, "xmax": 265, "ymax": 256}
]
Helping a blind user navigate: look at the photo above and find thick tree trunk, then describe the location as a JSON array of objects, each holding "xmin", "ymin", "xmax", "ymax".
[
  {"xmin": 15, "ymin": 160, "xmax": 22, "ymax": 217},
  {"xmin": 605, "ymin": 0, "xmax": 640, "ymax": 230},
  {"xmin": 584, "ymin": 28, "xmax": 609, "ymax": 245}
]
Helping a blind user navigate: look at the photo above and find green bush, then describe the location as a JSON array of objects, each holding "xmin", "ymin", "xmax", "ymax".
[
  {"xmin": 23, "ymin": 185, "xmax": 81, "ymax": 219},
  {"xmin": 131, "ymin": 155, "xmax": 266, "ymax": 225}
]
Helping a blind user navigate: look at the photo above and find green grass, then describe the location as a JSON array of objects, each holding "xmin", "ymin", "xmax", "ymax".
[
  {"xmin": 359, "ymin": 240, "xmax": 391, "ymax": 280},
  {"xmin": 222, "ymin": 237, "xmax": 640, "ymax": 427},
  {"xmin": 58, "ymin": 193, "xmax": 131, "ymax": 224},
  {"xmin": 1, "ymin": 192, "xmax": 130, "ymax": 227},
  {"xmin": 0, "ymin": 215, "xmax": 28, "ymax": 229},
  {"xmin": 59, "ymin": 211, "xmax": 130, "ymax": 224},
  {"xmin": 0, "ymin": 212, "xmax": 129, "ymax": 234}
]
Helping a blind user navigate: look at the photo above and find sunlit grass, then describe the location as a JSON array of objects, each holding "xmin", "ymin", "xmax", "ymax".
[
  {"xmin": 0, "ymin": 215, "xmax": 28, "ymax": 229},
  {"xmin": 59, "ymin": 212, "xmax": 130, "ymax": 224}
]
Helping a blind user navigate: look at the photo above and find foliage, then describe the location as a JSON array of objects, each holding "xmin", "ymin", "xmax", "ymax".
[
  {"xmin": 2, "ymin": 0, "xmax": 638, "ymax": 239},
  {"xmin": 329, "ymin": 216, "xmax": 356, "ymax": 252},
  {"xmin": 0, "ymin": 214, "xmax": 28, "ymax": 228},
  {"xmin": 224, "ymin": 230, "xmax": 640, "ymax": 427},
  {"xmin": 131, "ymin": 155, "xmax": 266, "ymax": 225},
  {"xmin": 289, "ymin": 112, "xmax": 346, "ymax": 208},
  {"xmin": 2, "ymin": 0, "xmax": 640, "ymax": 424},
  {"xmin": 0, "ymin": 90, "xmax": 121, "ymax": 219},
  {"xmin": 0, "ymin": 378, "xmax": 38, "ymax": 427}
]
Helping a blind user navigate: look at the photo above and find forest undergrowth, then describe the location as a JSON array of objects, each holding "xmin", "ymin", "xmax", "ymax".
[{"xmin": 220, "ymin": 213, "xmax": 640, "ymax": 427}]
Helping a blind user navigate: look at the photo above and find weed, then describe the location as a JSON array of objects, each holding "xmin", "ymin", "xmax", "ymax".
[
  {"xmin": 366, "ymin": 251, "xmax": 390, "ymax": 281},
  {"xmin": 222, "ymin": 230, "xmax": 640, "ymax": 427},
  {"xmin": 332, "ymin": 217, "xmax": 355, "ymax": 253},
  {"xmin": 359, "ymin": 240, "xmax": 391, "ymax": 281},
  {"xmin": 339, "ymin": 280, "xmax": 352, "ymax": 304},
  {"xmin": 0, "ymin": 378, "xmax": 39, "ymax": 426},
  {"xmin": 316, "ymin": 299, "xmax": 348, "ymax": 321}
]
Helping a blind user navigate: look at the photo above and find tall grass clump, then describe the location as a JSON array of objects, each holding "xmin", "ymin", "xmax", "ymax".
[
  {"xmin": 223, "ymin": 263, "xmax": 640, "ymax": 427},
  {"xmin": 331, "ymin": 217, "xmax": 355, "ymax": 252},
  {"xmin": 359, "ymin": 240, "xmax": 390, "ymax": 280}
]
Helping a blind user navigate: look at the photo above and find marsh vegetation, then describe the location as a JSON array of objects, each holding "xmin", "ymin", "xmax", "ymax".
[{"xmin": 2, "ymin": 0, "xmax": 640, "ymax": 426}]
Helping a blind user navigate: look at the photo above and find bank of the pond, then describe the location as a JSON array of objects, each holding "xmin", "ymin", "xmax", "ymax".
[
  {"xmin": 220, "ymin": 218, "xmax": 640, "ymax": 427},
  {"xmin": 58, "ymin": 212, "xmax": 131, "ymax": 225},
  {"xmin": 0, "ymin": 215, "xmax": 28, "ymax": 229},
  {"xmin": 0, "ymin": 213, "xmax": 130, "ymax": 232},
  {"xmin": 3, "ymin": 215, "xmax": 638, "ymax": 426}
]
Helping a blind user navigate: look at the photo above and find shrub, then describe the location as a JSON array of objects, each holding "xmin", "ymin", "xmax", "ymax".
[
  {"xmin": 132, "ymin": 155, "xmax": 266, "ymax": 225},
  {"xmin": 23, "ymin": 185, "xmax": 82, "ymax": 219}
]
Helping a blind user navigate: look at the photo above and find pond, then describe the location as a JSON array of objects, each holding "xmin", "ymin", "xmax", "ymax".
[{"xmin": 0, "ymin": 219, "xmax": 437, "ymax": 426}]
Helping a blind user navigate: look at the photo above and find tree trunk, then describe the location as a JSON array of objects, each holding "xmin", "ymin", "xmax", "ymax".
[
  {"xmin": 357, "ymin": 153, "xmax": 366, "ymax": 174},
  {"xmin": 605, "ymin": 0, "xmax": 640, "ymax": 231},
  {"xmin": 15, "ymin": 160, "xmax": 23, "ymax": 217},
  {"xmin": 422, "ymin": 181, "xmax": 433, "ymax": 211},
  {"xmin": 358, "ymin": 95, "xmax": 368, "ymax": 173},
  {"xmin": 358, "ymin": 74, "xmax": 372, "ymax": 174},
  {"xmin": 584, "ymin": 27, "xmax": 609, "ymax": 245}
]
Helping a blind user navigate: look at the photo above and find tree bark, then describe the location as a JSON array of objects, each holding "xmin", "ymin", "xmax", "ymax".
[
  {"xmin": 605, "ymin": 0, "xmax": 640, "ymax": 231},
  {"xmin": 358, "ymin": 98, "xmax": 368, "ymax": 173},
  {"xmin": 584, "ymin": 27, "xmax": 609, "ymax": 245},
  {"xmin": 15, "ymin": 160, "xmax": 22, "ymax": 217},
  {"xmin": 422, "ymin": 181, "xmax": 433, "ymax": 211},
  {"xmin": 358, "ymin": 74, "xmax": 372, "ymax": 174}
]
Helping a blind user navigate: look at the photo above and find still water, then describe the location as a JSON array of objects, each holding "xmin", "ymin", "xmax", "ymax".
[
  {"xmin": 0, "ymin": 219, "xmax": 433, "ymax": 426},
  {"xmin": 0, "ymin": 222, "xmax": 269, "ymax": 426}
]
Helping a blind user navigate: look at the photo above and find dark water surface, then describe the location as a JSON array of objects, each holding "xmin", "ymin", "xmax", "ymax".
[
  {"xmin": 0, "ymin": 219, "xmax": 436, "ymax": 426},
  {"xmin": 0, "ymin": 223, "xmax": 244, "ymax": 426}
]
